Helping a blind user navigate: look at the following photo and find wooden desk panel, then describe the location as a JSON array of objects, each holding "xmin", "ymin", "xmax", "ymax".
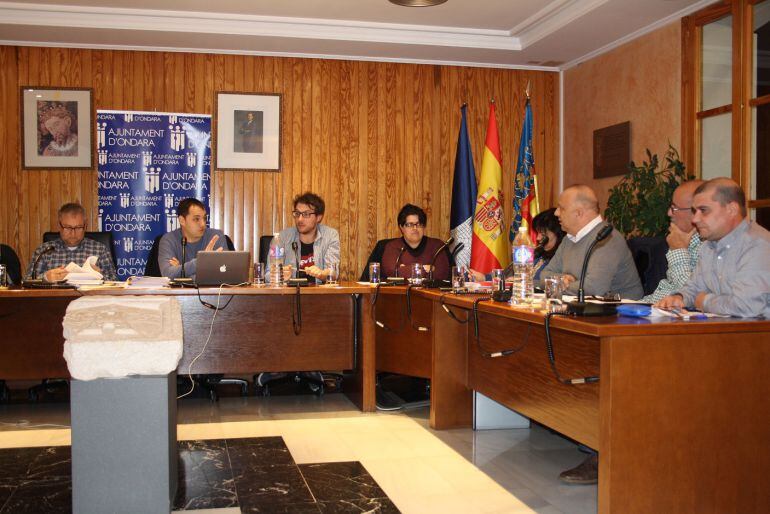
[
  {"xmin": 373, "ymin": 287, "xmax": 432, "ymax": 378},
  {"xmin": 0, "ymin": 285, "xmax": 375, "ymax": 411},
  {"xmin": 468, "ymin": 310, "xmax": 600, "ymax": 449}
]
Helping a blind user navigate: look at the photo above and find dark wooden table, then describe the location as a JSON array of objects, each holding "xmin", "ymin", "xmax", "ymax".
[
  {"xmin": 0, "ymin": 283, "xmax": 375, "ymax": 412},
  {"xmin": 375, "ymin": 287, "xmax": 770, "ymax": 514}
]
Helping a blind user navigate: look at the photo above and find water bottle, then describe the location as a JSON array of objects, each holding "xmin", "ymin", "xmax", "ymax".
[
  {"xmin": 268, "ymin": 232, "xmax": 285, "ymax": 287},
  {"xmin": 512, "ymin": 226, "xmax": 534, "ymax": 304}
]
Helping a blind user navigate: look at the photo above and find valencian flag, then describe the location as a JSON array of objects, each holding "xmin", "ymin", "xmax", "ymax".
[
  {"xmin": 470, "ymin": 101, "xmax": 509, "ymax": 273},
  {"xmin": 449, "ymin": 105, "xmax": 477, "ymax": 269},
  {"xmin": 511, "ymin": 96, "xmax": 540, "ymax": 240}
]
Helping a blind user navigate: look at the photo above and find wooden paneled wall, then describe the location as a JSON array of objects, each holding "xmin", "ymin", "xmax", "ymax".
[{"xmin": 0, "ymin": 45, "xmax": 559, "ymax": 279}]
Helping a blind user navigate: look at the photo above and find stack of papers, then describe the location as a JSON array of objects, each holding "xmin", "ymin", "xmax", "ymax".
[{"xmin": 65, "ymin": 256, "xmax": 103, "ymax": 286}]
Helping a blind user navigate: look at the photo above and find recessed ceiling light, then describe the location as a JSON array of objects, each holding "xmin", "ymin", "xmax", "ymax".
[{"xmin": 389, "ymin": 0, "xmax": 448, "ymax": 6}]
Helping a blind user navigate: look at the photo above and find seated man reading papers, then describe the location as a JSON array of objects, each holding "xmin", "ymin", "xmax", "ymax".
[{"xmin": 25, "ymin": 202, "xmax": 116, "ymax": 282}]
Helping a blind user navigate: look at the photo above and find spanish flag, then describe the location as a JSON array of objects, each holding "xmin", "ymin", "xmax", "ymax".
[{"xmin": 470, "ymin": 102, "xmax": 509, "ymax": 273}]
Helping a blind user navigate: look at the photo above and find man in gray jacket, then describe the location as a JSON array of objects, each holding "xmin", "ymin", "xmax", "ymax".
[
  {"xmin": 540, "ymin": 184, "xmax": 643, "ymax": 300},
  {"xmin": 268, "ymin": 191, "xmax": 340, "ymax": 282}
]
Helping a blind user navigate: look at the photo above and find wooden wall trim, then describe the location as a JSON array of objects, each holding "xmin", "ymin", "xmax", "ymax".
[{"xmin": 0, "ymin": 45, "xmax": 559, "ymax": 279}]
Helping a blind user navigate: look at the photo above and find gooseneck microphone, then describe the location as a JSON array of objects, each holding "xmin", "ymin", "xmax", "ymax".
[
  {"xmin": 22, "ymin": 244, "xmax": 59, "ymax": 288},
  {"xmin": 393, "ymin": 246, "xmax": 406, "ymax": 278},
  {"xmin": 29, "ymin": 244, "xmax": 56, "ymax": 281},
  {"xmin": 449, "ymin": 242, "xmax": 464, "ymax": 262},
  {"xmin": 567, "ymin": 224, "xmax": 615, "ymax": 316},
  {"xmin": 180, "ymin": 237, "xmax": 187, "ymax": 278},
  {"xmin": 291, "ymin": 241, "xmax": 302, "ymax": 278},
  {"xmin": 428, "ymin": 236, "xmax": 454, "ymax": 281}
]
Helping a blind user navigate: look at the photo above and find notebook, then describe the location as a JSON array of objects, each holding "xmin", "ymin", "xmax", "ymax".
[{"xmin": 195, "ymin": 251, "xmax": 250, "ymax": 286}]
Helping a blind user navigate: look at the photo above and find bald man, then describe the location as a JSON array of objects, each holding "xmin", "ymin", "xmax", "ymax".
[
  {"xmin": 641, "ymin": 180, "xmax": 704, "ymax": 303},
  {"xmin": 657, "ymin": 178, "xmax": 770, "ymax": 317},
  {"xmin": 540, "ymin": 184, "xmax": 643, "ymax": 299}
]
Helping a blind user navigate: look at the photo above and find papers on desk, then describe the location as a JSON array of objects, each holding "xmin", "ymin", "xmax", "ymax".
[
  {"xmin": 65, "ymin": 256, "xmax": 103, "ymax": 285},
  {"xmin": 126, "ymin": 276, "xmax": 170, "ymax": 289}
]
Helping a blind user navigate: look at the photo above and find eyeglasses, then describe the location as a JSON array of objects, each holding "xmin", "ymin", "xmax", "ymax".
[
  {"xmin": 668, "ymin": 204, "xmax": 691, "ymax": 213},
  {"xmin": 60, "ymin": 224, "xmax": 85, "ymax": 232},
  {"xmin": 402, "ymin": 222, "xmax": 424, "ymax": 229},
  {"xmin": 292, "ymin": 210, "xmax": 316, "ymax": 219}
]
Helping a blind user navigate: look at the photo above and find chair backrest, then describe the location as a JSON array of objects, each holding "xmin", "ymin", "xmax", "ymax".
[
  {"xmin": 627, "ymin": 236, "xmax": 669, "ymax": 296},
  {"xmin": 43, "ymin": 231, "xmax": 117, "ymax": 268},
  {"xmin": 144, "ymin": 233, "xmax": 236, "ymax": 277},
  {"xmin": 258, "ymin": 235, "xmax": 273, "ymax": 264},
  {"xmin": 0, "ymin": 243, "xmax": 22, "ymax": 285}
]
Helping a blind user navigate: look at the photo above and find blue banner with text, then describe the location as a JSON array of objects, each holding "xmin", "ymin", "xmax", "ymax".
[{"xmin": 96, "ymin": 110, "xmax": 211, "ymax": 279}]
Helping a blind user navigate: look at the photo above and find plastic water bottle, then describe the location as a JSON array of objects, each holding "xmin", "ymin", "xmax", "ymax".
[
  {"xmin": 512, "ymin": 226, "xmax": 535, "ymax": 304},
  {"xmin": 268, "ymin": 232, "xmax": 285, "ymax": 287}
]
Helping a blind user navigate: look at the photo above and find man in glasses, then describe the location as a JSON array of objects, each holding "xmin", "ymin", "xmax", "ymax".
[
  {"xmin": 268, "ymin": 191, "xmax": 340, "ymax": 281},
  {"xmin": 25, "ymin": 202, "xmax": 116, "ymax": 282},
  {"xmin": 657, "ymin": 178, "xmax": 770, "ymax": 317},
  {"xmin": 641, "ymin": 179, "xmax": 704, "ymax": 303},
  {"xmin": 159, "ymin": 197, "xmax": 227, "ymax": 280}
]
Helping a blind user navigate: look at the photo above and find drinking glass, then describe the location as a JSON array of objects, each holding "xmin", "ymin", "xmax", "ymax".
[
  {"xmin": 492, "ymin": 268, "xmax": 505, "ymax": 290},
  {"xmin": 410, "ymin": 263, "xmax": 424, "ymax": 285},
  {"xmin": 544, "ymin": 275, "xmax": 565, "ymax": 312},
  {"xmin": 451, "ymin": 265, "xmax": 465, "ymax": 291},
  {"xmin": 369, "ymin": 262, "xmax": 381, "ymax": 284},
  {"xmin": 326, "ymin": 263, "xmax": 339, "ymax": 285},
  {"xmin": 252, "ymin": 262, "xmax": 265, "ymax": 286}
]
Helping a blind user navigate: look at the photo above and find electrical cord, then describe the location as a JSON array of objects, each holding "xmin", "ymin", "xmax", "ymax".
[
  {"xmin": 178, "ymin": 283, "xmax": 245, "ymax": 399},
  {"xmin": 406, "ymin": 283, "xmax": 429, "ymax": 332},
  {"xmin": 471, "ymin": 296, "xmax": 531, "ymax": 358},
  {"xmin": 544, "ymin": 311, "xmax": 599, "ymax": 385},
  {"xmin": 292, "ymin": 283, "xmax": 302, "ymax": 335},
  {"xmin": 196, "ymin": 284, "xmax": 237, "ymax": 311},
  {"xmin": 440, "ymin": 294, "xmax": 469, "ymax": 324}
]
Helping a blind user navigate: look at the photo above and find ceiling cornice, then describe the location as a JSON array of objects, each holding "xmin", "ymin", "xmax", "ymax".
[
  {"xmin": 511, "ymin": 0, "xmax": 610, "ymax": 49},
  {"xmin": 0, "ymin": 1, "xmax": 522, "ymax": 51}
]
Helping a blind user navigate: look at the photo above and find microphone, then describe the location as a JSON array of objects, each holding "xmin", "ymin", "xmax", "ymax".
[
  {"xmin": 393, "ymin": 246, "xmax": 406, "ymax": 278},
  {"xmin": 291, "ymin": 241, "xmax": 303, "ymax": 279},
  {"xmin": 450, "ymin": 242, "xmax": 464, "ymax": 262},
  {"xmin": 424, "ymin": 236, "xmax": 454, "ymax": 288},
  {"xmin": 31, "ymin": 244, "xmax": 56, "ymax": 280},
  {"xmin": 180, "ymin": 237, "xmax": 187, "ymax": 278},
  {"xmin": 567, "ymin": 224, "xmax": 616, "ymax": 316}
]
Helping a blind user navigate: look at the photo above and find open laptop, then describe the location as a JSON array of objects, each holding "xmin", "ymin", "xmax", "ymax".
[{"xmin": 195, "ymin": 251, "xmax": 250, "ymax": 286}]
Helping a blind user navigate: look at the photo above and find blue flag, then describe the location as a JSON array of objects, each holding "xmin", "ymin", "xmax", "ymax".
[
  {"xmin": 449, "ymin": 105, "xmax": 477, "ymax": 268},
  {"xmin": 511, "ymin": 98, "xmax": 538, "ymax": 241}
]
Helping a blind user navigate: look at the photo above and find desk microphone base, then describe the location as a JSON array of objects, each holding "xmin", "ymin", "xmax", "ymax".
[{"xmin": 566, "ymin": 301, "xmax": 617, "ymax": 317}]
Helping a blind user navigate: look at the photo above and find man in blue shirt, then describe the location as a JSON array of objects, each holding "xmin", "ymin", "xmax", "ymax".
[
  {"xmin": 158, "ymin": 198, "xmax": 227, "ymax": 280},
  {"xmin": 657, "ymin": 178, "xmax": 770, "ymax": 317}
]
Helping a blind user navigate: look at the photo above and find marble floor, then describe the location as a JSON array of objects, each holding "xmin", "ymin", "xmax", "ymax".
[{"xmin": 0, "ymin": 392, "xmax": 598, "ymax": 513}]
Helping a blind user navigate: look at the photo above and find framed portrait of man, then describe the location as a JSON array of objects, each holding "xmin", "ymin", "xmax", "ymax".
[
  {"xmin": 215, "ymin": 92, "xmax": 281, "ymax": 171},
  {"xmin": 21, "ymin": 87, "xmax": 94, "ymax": 169}
]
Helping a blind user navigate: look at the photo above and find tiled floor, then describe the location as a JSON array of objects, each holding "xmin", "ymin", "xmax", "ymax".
[{"xmin": 0, "ymin": 393, "xmax": 598, "ymax": 513}]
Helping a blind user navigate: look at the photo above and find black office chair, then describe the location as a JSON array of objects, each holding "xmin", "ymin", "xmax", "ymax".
[
  {"xmin": 0, "ymin": 243, "xmax": 22, "ymax": 285},
  {"xmin": 258, "ymin": 234, "xmax": 273, "ymax": 264},
  {"xmin": 627, "ymin": 236, "xmax": 669, "ymax": 296},
  {"xmin": 43, "ymin": 231, "xmax": 117, "ymax": 268}
]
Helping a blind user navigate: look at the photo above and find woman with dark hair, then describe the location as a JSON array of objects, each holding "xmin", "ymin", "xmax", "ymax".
[{"xmin": 532, "ymin": 208, "xmax": 565, "ymax": 281}]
